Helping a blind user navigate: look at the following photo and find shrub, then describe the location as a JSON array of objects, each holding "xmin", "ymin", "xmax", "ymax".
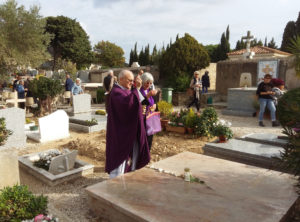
[
  {"xmin": 212, "ymin": 122, "xmax": 233, "ymax": 139},
  {"xmin": 95, "ymin": 109, "xmax": 106, "ymax": 115},
  {"xmin": 194, "ymin": 107, "xmax": 218, "ymax": 137},
  {"xmin": 157, "ymin": 101, "xmax": 173, "ymax": 119},
  {"xmin": 0, "ymin": 117, "xmax": 12, "ymax": 146},
  {"xmin": 96, "ymin": 87, "xmax": 106, "ymax": 103},
  {"xmin": 0, "ymin": 185, "xmax": 48, "ymax": 221},
  {"xmin": 172, "ymin": 72, "xmax": 191, "ymax": 92},
  {"xmin": 85, "ymin": 118, "xmax": 98, "ymax": 126},
  {"xmin": 277, "ymin": 87, "xmax": 300, "ymax": 192},
  {"xmin": 184, "ymin": 108, "xmax": 196, "ymax": 128},
  {"xmin": 169, "ymin": 109, "xmax": 189, "ymax": 127}
]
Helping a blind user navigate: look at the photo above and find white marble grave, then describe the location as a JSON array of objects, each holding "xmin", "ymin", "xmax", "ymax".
[
  {"xmin": 72, "ymin": 93, "xmax": 91, "ymax": 114},
  {"xmin": 27, "ymin": 110, "xmax": 69, "ymax": 143},
  {"xmin": 0, "ymin": 148, "xmax": 20, "ymax": 189}
]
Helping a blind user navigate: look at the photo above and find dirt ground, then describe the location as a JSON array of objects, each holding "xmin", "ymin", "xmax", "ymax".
[{"xmin": 18, "ymin": 112, "xmax": 299, "ymax": 222}]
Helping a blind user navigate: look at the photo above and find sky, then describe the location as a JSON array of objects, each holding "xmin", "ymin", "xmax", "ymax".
[{"xmin": 2, "ymin": 0, "xmax": 300, "ymax": 62}]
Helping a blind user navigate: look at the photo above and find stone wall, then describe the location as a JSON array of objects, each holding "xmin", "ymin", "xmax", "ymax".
[
  {"xmin": 216, "ymin": 57, "xmax": 299, "ymax": 95},
  {"xmin": 89, "ymin": 65, "xmax": 160, "ymax": 84}
]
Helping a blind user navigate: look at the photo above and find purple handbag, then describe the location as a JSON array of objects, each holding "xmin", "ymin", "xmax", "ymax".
[{"xmin": 146, "ymin": 112, "xmax": 162, "ymax": 136}]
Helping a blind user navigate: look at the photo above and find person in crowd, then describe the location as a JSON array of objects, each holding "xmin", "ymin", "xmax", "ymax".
[
  {"xmin": 105, "ymin": 70, "xmax": 150, "ymax": 179},
  {"xmin": 16, "ymin": 80, "xmax": 25, "ymax": 109},
  {"xmin": 187, "ymin": 71, "xmax": 202, "ymax": 112},
  {"xmin": 71, "ymin": 78, "xmax": 84, "ymax": 95},
  {"xmin": 256, "ymin": 74, "xmax": 280, "ymax": 127},
  {"xmin": 140, "ymin": 72, "xmax": 157, "ymax": 150},
  {"xmin": 65, "ymin": 74, "xmax": 74, "ymax": 92},
  {"xmin": 271, "ymin": 78, "xmax": 285, "ymax": 106},
  {"xmin": 201, "ymin": 71, "xmax": 210, "ymax": 93},
  {"xmin": 103, "ymin": 74, "xmax": 115, "ymax": 113},
  {"xmin": 13, "ymin": 75, "xmax": 21, "ymax": 91}
]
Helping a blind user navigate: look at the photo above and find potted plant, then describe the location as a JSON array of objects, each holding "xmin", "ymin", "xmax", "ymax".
[
  {"xmin": 212, "ymin": 120, "xmax": 233, "ymax": 143},
  {"xmin": 166, "ymin": 109, "xmax": 187, "ymax": 134},
  {"xmin": 157, "ymin": 101, "xmax": 173, "ymax": 130},
  {"xmin": 184, "ymin": 108, "xmax": 196, "ymax": 134}
]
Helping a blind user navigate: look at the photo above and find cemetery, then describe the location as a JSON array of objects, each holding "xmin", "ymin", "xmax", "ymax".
[{"xmin": 0, "ymin": 0, "xmax": 300, "ymax": 221}]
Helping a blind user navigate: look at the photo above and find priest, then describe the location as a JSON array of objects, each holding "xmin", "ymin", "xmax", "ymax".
[{"xmin": 105, "ymin": 70, "xmax": 150, "ymax": 178}]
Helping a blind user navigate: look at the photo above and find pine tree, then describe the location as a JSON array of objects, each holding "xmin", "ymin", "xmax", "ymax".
[
  {"xmin": 268, "ymin": 37, "xmax": 278, "ymax": 49},
  {"xmin": 281, "ymin": 21, "xmax": 296, "ymax": 52},
  {"xmin": 264, "ymin": 37, "xmax": 268, "ymax": 47},
  {"xmin": 129, "ymin": 49, "xmax": 134, "ymax": 66},
  {"xmin": 133, "ymin": 42, "xmax": 138, "ymax": 62},
  {"xmin": 295, "ymin": 12, "xmax": 300, "ymax": 36}
]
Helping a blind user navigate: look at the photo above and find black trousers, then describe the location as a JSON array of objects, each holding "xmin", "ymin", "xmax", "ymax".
[
  {"xmin": 188, "ymin": 94, "xmax": 200, "ymax": 111},
  {"xmin": 147, "ymin": 135, "xmax": 153, "ymax": 151}
]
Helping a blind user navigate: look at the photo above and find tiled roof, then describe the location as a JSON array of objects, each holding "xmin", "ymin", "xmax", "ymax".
[{"xmin": 227, "ymin": 46, "xmax": 292, "ymax": 56}]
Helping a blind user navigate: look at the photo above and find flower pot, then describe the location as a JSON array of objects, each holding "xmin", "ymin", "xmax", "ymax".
[
  {"xmin": 160, "ymin": 118, "xmax": 169, "ymax": 131},
  {"xmin": 186, "ymin": 127, "xmax": 194, "ymax": 134},
  {"xmin": 166, "ymin": 125, "xmax": 186, "ymax": 134},
  {"xmin": 218, "ymin": 135, "xmax": 227, "ymax": 143}
]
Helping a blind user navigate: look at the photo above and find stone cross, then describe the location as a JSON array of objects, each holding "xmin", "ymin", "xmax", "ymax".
[{"xmin": 242, "ymin": 31, "xmax": 254, "ymax": 53}]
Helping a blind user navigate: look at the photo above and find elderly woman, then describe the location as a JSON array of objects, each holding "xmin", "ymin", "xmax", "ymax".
[
  {"xmin": 140, "ymin": 72, "xmax": 157, "ymax": 150},
  {"xmin": 71, "ymin": 78, "xmax": 84, "ymax": 95},
  {"xmin": 187, "ymin": 71, "xmax": 201, "ymax": 112}
]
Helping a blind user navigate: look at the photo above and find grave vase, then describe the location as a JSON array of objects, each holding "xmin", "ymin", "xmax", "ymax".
[{"xmin": 218, "ymin": 135, "xmax": 227, "ymax": 143}]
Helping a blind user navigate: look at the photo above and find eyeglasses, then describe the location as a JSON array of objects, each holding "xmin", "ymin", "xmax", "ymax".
[{"xmin": 126, "ymin": 78, "xmax": 134, "ymax": 83}]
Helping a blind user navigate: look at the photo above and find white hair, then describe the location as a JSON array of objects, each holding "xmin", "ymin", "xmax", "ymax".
[
  {"xmin": 76, "ymin": 78, "xmax": 81, "ymax": 82},
  {"xmin": 108, "ymin": 70, "xmax": 114, "ymax": 75},
  {"xmin": 141, "ymin": 72, "xmax": 154, "ymax": 83},
  {"xmin": 118, "ymin": 70, "xmax": 133, "ymax": 79},
  {"xmin": 194, "ymin": 71, "xmax": 200, "ymax": 75}
]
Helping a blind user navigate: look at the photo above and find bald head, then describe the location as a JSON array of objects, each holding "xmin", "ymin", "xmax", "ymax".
[{"xmin": 119, "ymin": 70, "xmax": 134, "ymax": 89}]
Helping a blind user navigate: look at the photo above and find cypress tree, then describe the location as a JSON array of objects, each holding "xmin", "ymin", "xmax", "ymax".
[
  {"xmin": 144, "ymin": 44, "xmax": 150, "ymax": 65},
  {"xmin": 268, "ymin": 37, "xmax": 278, "ymax": 49},
  {"xmin": 176, "ymin": 34, "xmax": 179, "ymax": 41},
  {"xmin": 264, "ymin": 37, "xmax": 268, "ymax": 47},
  {"xmin": 281, "ymin": 21, "xmax": 296, "ymax": 52},
  {"xmin": 133, "ymin": 42, "xmax": 138, "ymax": 62},
  {"xmin": 295, "ymin": 12, "xmax": 300, "ymax": 36},
  {"xmin": 138, "ymin": 47, "xmax": 144, "ymax": 65},
  {"xmin": 129, "ymin": 49, "xmax": 133, "ymax": 66}
]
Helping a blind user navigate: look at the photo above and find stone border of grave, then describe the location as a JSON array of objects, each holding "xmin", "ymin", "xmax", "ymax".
[
  {"xmin": 19, "ymin": 150, "xmax": 94, "ymax": 186},
  {"xmin": 69, "ymin": 117, "xmax": 106, "ymax": 133}
]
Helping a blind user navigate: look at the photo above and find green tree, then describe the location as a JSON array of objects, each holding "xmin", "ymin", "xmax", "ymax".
[
  {"xmin": 268, "ymin": 37, "xmax": 278, "ymax": 49},
  {"xmin": 0, "ymin": 0, "xmax": 50, "ymax": 77},
  {"xmin": 138, "ymin": 47, "xmax": 145, "ymax": 65},
  {"xmin": 204, "ymin": 44, "xmax": 219, "ymax": 63},
  {"xmin": 133, "ymin": 42, "xmax": 138, "ymax": 62},
  {"xmin": 281, "ymin": 21, "xmax": 296, "ymax": 52},
  {"xmin": 129, "ymin": 49, "xmax": 134, "ymax": 66},
  {"xmin": 45, "ymin": 16, "xmax": 93, "ymax": 70},
  {"xmin": 287, "ymin": 35, "xmax": 300, "ymax": 77},
  {"xmin": 264, "ymin": 37, "xmax": 268, "ymax": 47},
  {"xmin": 144, "ymin": 44, "xmax": 150, "ymax": 65},
  {"xmin": 295, "ymin": 12, "xmax": 300, "ymax": 36},
  {"xmin": 159, "ymin": 33, "xmax": 210, "ymax": 90},
  {"xmin": 94, "ymin": 40, "xmax": 125, "ymax": 68}
]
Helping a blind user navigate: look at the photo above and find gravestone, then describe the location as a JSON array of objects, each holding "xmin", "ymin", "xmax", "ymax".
[
  {"xmin": 77, "ymin": 70, "xmax": 90, "ymax": 83},
  {"xmin": 86, "ymin": 152, "xmax": 298, "ymax": 222},
  {"xmin": 222, "ymin": 87, "xmax": 256, "ymax": 116},
  {"xmin": 0, "ymin": 107, "xmax": 26, "ymax": 149},
  {"xmin": 239, "ymin": 133, "xmax": 288, "ymax": 147},
  {"xmin": 203, "ymin": 139, "xmax": 284, "ymax": 171},
  {"xmin": 49, "ymin": 150, "xmax": 78, "ymax": 175},
  {"xmin": 72, "ymin": 94, "xmax": 91, "ymax": 114},
  {"xmin": 0, "ymin": 149, "xmax": 20, "ymax": 189},
  {"xmin": 239, "ymin": 73, "xmax": 252, "ymax": 87},
  {"xmin": 27, "ymin": 110, "xmax": 69, "ymax": 143}
]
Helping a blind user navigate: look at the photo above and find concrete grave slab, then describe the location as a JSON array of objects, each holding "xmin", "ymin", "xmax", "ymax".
[
  {"xmin": 239, "ymin": 133, "xmax": 288, "ymax": 147},
  {"xmin": 203, "ymin": 139, "xmax": 285, "ymax": 171},
  {"xmin": 0, "ymin": 107, "xmax": 26, "ymax": 149},
  {"xmin": 19, "ymin": 149, "xmax": 94, "ymax": 186},
  {"xmin": 0, "ymin": 148, "xmax": 20, "ymax": 189},
  {"xmin": 27, "ymin": 110, "xmax": 69, "ymax": 143},
  {"xmin": 86, "ymin": 152, "xmax": 298, "ymax": 222},
  {"xmin": 72, "ymin": 93, "xmax": 91, "ymax": 114},
  {"xmin": 69, "ymin": 112, "xmax": 107, "ymax": 133}
]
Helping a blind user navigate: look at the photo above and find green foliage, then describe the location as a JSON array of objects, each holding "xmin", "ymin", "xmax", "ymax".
[
  {"xmin": 0, "ymin": 185, "xmax": 48, "ymax": 221},
  {"xmin": 287, "ymin": 35, "xmax": 300, "ymax": 78},
  {"xmin": 204, "ymin": 44, "xmax": 219, "ymax": 63},
  {"xmin": 94, "ymin": 41, "xmax": 125, "ymax": 67},
  {"xmin": 45, "ymin": 16, "xmax": 93, "ymax": 69},
  {"xmin": 159, "ymin": 33, "xmax": 209, "ymax": 85},
  {"xmin": 277, "ymin": 87, "xmax": 300, "ymax": 192},
  {"xmin": 281, "ymin": 21, "xmax": 296, "ymax": 52},
  {"xmin": 184, "ymin": 108, "xmax": 196, "ymax": 128},
  {"xmin": 212, "ymin": 124, "xmax": 233, "ymax": 139},
  {"xmin": 96, "ymin": 87, "xmax": 106, "ymax": 104},
  {"xmin": 29, "ymin": 77, "xmax": 63, "ymax": 100},
  {"xmin": 0, "ymin": 117, "xmax": 13, "ymax": 146},
  {"xmin": 85, "ymin": 118, "xmax": 98, "ymax": 126},
  {"xmin": 172, "ymin": 72, "xmax": 190, "ymax": 92},
  {"xmin": 267, "ymin": 37, "xmax": 278, "ymax": 49},
  {"xmin": 169, "ymin": 109, "xmax": 189, "ymax": 127},
  {"xmin": 194, "ymin": 107, "xmax": 218, "ymax": 137},
  {"xmin": 157, "ymin": 101, "xmax": 173, "ymax": 118},
  {"xmin": 0, "ymin": 0, "xmax": 51, "ymax": 76}
]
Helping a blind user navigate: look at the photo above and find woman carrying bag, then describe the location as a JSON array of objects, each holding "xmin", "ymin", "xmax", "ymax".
[{"xmin": 187, "ymin": 71, "xmax": 202, "ymax": 112}]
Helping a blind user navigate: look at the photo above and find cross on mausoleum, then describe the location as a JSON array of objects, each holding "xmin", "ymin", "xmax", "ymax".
[{"xmin": 242, "ymin": 31, "xmax": 255, "ymax": 59}]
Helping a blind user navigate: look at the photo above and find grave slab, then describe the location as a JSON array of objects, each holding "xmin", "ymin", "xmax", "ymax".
[
  {"xmin": 19, "ymin": 149, "xmax": 94, "ymax": 186},
  {"xmin": 72, "ymin": 93, "xmax": 91, "ymax": 114},
  {"xmin": 0, "ymin": 148, "xmax": 20, "ymax": 189},
  {"xmin": 0, "ymin": 107, "xmax": 26, "ymax": 149},
  {"xmin": 27, "ymin": 110, "xmax": 69, "ymax": 143},
  {"xmin": 239, "ymin": 133, "xmax": 288, "ymax": 147},
  {"xmin": 86, "ymin": 152, "xmax": 298, "ymax": 222},
  {"xmin": 203, "ymin": 139, "xmax": 285, "ymax": 171},
  {"xmin": 69, "ymin": 112, "xmax": 107, "ymax": 133}
]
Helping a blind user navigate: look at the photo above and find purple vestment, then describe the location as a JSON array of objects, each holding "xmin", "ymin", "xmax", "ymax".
[
  {"xmin": 140, "ymin": 88, "xmax": 155, "ymax": 113},
  {"xmin": 105, "ymin": 85, "xmax": 150, "ymax": 173}
]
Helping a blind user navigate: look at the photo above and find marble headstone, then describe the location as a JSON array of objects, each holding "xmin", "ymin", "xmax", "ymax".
[
  {"xmin": 27, "ymin": 110, "xmax": 69, "ymax": 143},
  {"xmin": 239, "ymin": 73, "xmax": 252, "ymax": 87},
  {"xmin": 72, "ymin": 94, "xmax": 91, "ymax": 114},
  {"xmin": 49, "ymin": 150, "xmax": 78, "ymax": 175},
  {"xmin": 0, "ymin": 107, "xmax": 26, "ymax": 149},
  {"xmin": 0, "ymin": 148, "xmax": 20, "ymax": 189}
]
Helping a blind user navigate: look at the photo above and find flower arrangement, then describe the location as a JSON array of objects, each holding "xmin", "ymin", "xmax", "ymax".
[
  {"xmin": 22, "ymin": 214, "xmax": 59, "ymax": 222},
  {"xmin": 157, "ymin": 101, "xmax": 173, "ymax": 119},
  {"xmin": 168, "ymin": 109, "xmax": 188, "ymax": 127},
  {"xmin": 0, "ymin": 117, "xmax": 13, "ymax": 146},
  {"xmin": 212, "ymin": 119, "xmax": 233, "ymax": 140},
  {"xmin": 95, "ymin": 109, "xmax": 106, "ymax": 115},
  {"xmin": 33, "ymin": 149, "xmax": 63, "ymax": 170}
]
